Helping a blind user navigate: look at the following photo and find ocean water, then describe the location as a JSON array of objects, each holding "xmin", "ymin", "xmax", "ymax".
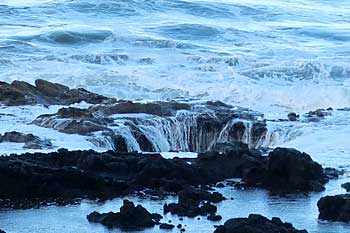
[
  {"xmin": 1, "ymin": 0, "xmax": 350, "ymax": 112},
  {"xmin": 1, "ymin": 0, "xmax": 350, "ymax": 232}
]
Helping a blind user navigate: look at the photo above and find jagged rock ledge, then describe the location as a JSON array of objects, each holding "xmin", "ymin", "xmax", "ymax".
[
  {"xmin": 0, "ymin": 131, "xmax": 53, "ymax": 150},
  {"xmin": 317, "ymin": 194, "xmax": 350, "ymax": 222},
  {"xmin": 0, "ymin": 143, "xmax": 329, "ymax": 209},
  {"xmin": 0, "ymin": 79, "xmax": 111, "ymax": 106},
  {"xmin": 0, "ymin": 79, "xmax": 268, "ymax": 153},
  {"xmin": 32, "ymin": 100, "xmax": 267, "ymax": 152},
  {"xmin": 214, "ymin": 214, "xmax": 308, "ymax": 233},
  {"xmin": 87, "ymin": 200, "xmax": 162, "ymax": 229}
]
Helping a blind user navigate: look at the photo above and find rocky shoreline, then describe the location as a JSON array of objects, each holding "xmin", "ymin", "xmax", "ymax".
[
  {"xmin": 0, "ymin": 79, "xmax": 349, "ymax": 232},
  {"xmin": 0, "ymin": 144, "xmax": 331, "ymax": 209},
  {"xmin": 0, "ymin": 143, "xmax": 343, "ymax": 232}
]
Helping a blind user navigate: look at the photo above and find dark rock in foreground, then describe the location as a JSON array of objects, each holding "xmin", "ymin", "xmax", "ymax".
[
  {"xmin": 164, "ymin": 186, "xmax": 223, "ymax": 217},
  {"xmin": 0, "ymin": 79, "xmax": 110, "ymax": 106},
  {"xmin": 0, "ymin": 144, "xmax": 328, "ymax": 209},
  {"xmin": 0, "ymin": 230, "xmax": 6, "ymax": 233},
  {"xmin": 324, "ymin": 167, "xmax": 344, "ymax": 180},
  {"xmin": 288, "ymin": 112, "xmax": 298, "ymax": 121},
  {"xmin": 341, "ymin": 182, "xmax": 350, "ymax": 192},
  {"xmin": 244, "ymin": 147, "xmax": 327, "ymax": 192},
  {"xmin": 317, "ymin": 194, "xmax": 350, "ymax": 222},
  {"xmin": 214, "ymin": 214, "xmax": 308, "ymax": 233},
  {"xmin": 159, "ymin": 223, "xmax": 175, "ymax": 229},
  {"xmin": 87, "ymin": 200, "xmax": 161, "ymax": 229},
  {"xmin": 0, "ymin": 131, "xmax": 53, "ymax": 149},
  {"xmin": 0, "ymin": 143, "xmax": 256, "ymax": 208},
  {"xmin": 207, "ymin": 214, "xmax": 222, "ymax": 221}
]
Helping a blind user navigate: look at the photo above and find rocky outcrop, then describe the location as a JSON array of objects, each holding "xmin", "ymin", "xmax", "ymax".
[
  {"xmin": 341, "ymin": 182, "xmax": 350, "ymax": 192},
  {"xmin": 0, "ymin": 143, "xmax": 258, "ymax": 208},
  {"xmin": 32, "ymin": 100, "xmax": 267, "ymax": 152},
  {"xmin": 0, "ymin": 131, "xmax": 53, "ymax": 149},
  {"xmin": 0, "ymin": 80, "xmax": 268, "ymax": 153},
  {"xmin": 324, "ymin": 167, "xmax": 344, "ymax": 180},
  {"xmin": 207, "ymin": 214, "xmax": 222, "ymax": 221},
  {"xmin": 87, "ymin": 200, "xmax": 162, "ymax": 229},
  {"xmin": 0, "ymin": 79, "xmax": 110, "ymax": 106},
  {"xmin": 159, "ymin": 223, "xmax": 175, "ymax": 229},
  {"xmin": 243, "ymin": 147, "xmax": 327, "ymax": 192},
  {"xmin": 317, "ymin": 194, "xmax": 350, "ymax": 222},
  {"xmin": 163, "ymin": 186, "xmax": 224, "ymax": 217},
  {"xmin": 214, "ymin": 214, "xmax": 308, "ymax": 233},
  {"xmin": 287, "ymin": 112, "xmax": 298, "ymax": 121},
  {"xmin": 0, "ymin": 144, "xmax": 328, "ymax": 209}
]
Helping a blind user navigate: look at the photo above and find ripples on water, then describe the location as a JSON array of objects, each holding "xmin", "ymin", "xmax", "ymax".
[
  {"xmin": 1, "ymin": 1, "xmax": 350, "ymax": 232},
  {"xmin": 0, "ymin": 0, "xmax": 350, "ymax": 112}
]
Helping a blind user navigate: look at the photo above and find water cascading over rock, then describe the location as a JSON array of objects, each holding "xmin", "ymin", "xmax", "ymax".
[{"xmin": 32, "ymin": 100, "xmax": 268, "ymax": 152}]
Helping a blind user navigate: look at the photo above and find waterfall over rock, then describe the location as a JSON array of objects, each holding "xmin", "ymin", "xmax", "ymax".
[{"xmin": 33, "ymin": 100, "xmax": 268, "ymax": 152}]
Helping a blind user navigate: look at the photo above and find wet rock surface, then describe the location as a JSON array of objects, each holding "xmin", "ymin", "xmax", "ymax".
[
  {"xmin": 207, "ymin": 214, "xmax": 222, "ymax": 221},
  {"xmin": 0, "ymin": 131, "xmax": 53, "ymax": 149},
  {"xmin": 87, "ymin": 200, "xmax": 162, "ymax": 229},
  {"xmin": 159, "ymin": 223, "xmax": 175, "ymax": 229},
  {"xmin": 0, "ymin": 144, "xmax": 328, "ymax": 209},
  {"xmin": 324, "ymin": 167, "xmax": 344, "ymax": 180},
  {"xmin": 287, "ymin": 112, "xmax": 299, "ymax": 121},
  {"xmin": 164, "ymin": 186, "xmax": 224, "ymax": 217},
  {"xmin": 342, "ymin": 182, "xmax": 350, "ymax": 192},
  {"xmin": 0, "ymin": 80, "xmax": 269, "ymax": 153},
  {"xmin": 317, "ymin": 194, "xmax": 350, "ymax": 222},
  {"xmin": 32, "ymin": 100, "xmax": 267, "ymax": 153},
  {"xmin": 214, "ymin": 214, "xmax": 308, "ymax": 233},
  {"xmin": 0, "ymin": 79, "xmax": 110, "ymax": 106},
  {"xmin": 243, "ymin": 147, "xmax": 327, "ymax": 192}
]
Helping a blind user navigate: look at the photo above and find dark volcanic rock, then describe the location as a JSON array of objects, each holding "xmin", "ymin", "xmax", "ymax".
[
  {"xmin": 318, "ymin": 194, "xmax": 350, "ymax": 222},
  {"xmin": 306, "ymin": 109, "xmax": 331, "ymax": 118},
  {"xmin": 207, "ymin": 214, "xmax": 222, "ymax": 221},
  {"xmin": 32, "ymin": 99, "xmax": 267, "ymax": 153},
  {"xmin": 324, "ymin": 167, "xmax": 344, "ymax": 180},
  {"xmin": 0, "ymin": 230, "xmax": 5, "ymax": 233},
  {"xmin": 288, "ymin": 112, "xmax": 298, "ymax": 121},
  {"xmin": 0, "ymin": 144, "xmax": 256, "ymax": 209},
  {"xmin": 87, "ymin": 200, "xmax": 161, "ymax": 229},
  {"xmin": 214, "ymin": 214, "xmax": 308, "ymax": 233},
  {"xmin": 0, "ymin": 143, "xmax": 327, "ymax": 209},
  {"xmin": 341, "ymin": 182, "xmax": 350, "ymax": 192},
  {"xmin": 0, "ymin": 79, "xmax": 110, "ymax": 106},
  {"xmin": 159, "ymin": 223, "xmax": 175, "ymax": 229},
  {"xmin": 163, "ymin": 186, "xmax": 223, "ymax": 217},
  {"xmin": 243, "ymin": 147, "xmax": 327, "ymax": 192},
  {"xmin": 0, "ymin": 131, "xmax": 53, "ymax": 149}
]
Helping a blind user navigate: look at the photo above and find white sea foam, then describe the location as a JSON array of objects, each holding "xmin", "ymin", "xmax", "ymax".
[{"xmin": 0, "ymin": 103, "xmax": 100, "ymax": 155}]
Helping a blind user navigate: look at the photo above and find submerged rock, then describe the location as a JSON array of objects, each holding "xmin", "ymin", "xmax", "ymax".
[
  {"xmin": 164, "ymin": 186, "xmax": 224, "ymax": 217},
  {"xmin": 341, "ymin": 182, "xmax": 350, "ymax": 192},
  {"xmin": 243, "ymin": 147, "xmax": 327, "ymax": 192},
  {"xmin": 159, "ymin": 223, "xmax": 175, "ymax": 229},
  {"xmin": 317, "ymin": 194, "xmax": 350, "ymax": 222},
  {"xmin": 87, "ymin": 200, "xmax": 161, "ymax": 229},
  {"xmin": 288, "ymin": 112, "xmax": 298, "ymax": 121},
  {"xmin": 324, "ymin": 167, "xmax": 344, "ymax": 180},
  {"xmin": 214, "ymin": 214, "xmax": 308, "ymax": 233},
  {"xmin": 207, "ymin": 214, "xmax": 222, "ymax": 221},
  {"xmin": 0, "ymin": 131, "xmax": 53, "ymax": 149},
  {"xmin": 0, "ymin": 79, "xmax": 110, "ymax": 106}
]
